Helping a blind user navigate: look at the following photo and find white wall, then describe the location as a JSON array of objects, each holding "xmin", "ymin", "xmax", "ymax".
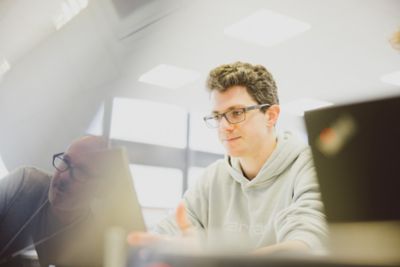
[{"xmin": 0, "ymin": 1, "xmax": 121, "ymax": 171}]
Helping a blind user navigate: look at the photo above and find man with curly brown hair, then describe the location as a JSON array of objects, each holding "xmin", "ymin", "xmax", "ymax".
[{"xmin": 129, "ymin": 62, "xmax": 328, "ymax": 255}]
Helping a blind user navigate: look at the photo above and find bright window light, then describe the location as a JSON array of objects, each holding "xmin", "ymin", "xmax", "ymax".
[
  {"xmin": 130, "ymin": 164, "xmax": 183, "ymax": 209},
  {"xmin": 53, "ymin": 0, "xmax": 89, "ymax": 30},
  {"xmin": 224, "ymin": 9, "xmax": 311, "ymax": 47},
  {"xmin": 0, "ymin": 59, "xmax": 11, "ymax": 76},
  {"xmin": 110, "ymin": 98, "xmax": 187, "ymax": 148},
  {"xmin": 188, "ymin": 167, "xmax": 206, "ymax": 189},
  {"xmin": 141, "ymin": 207, "xmax": 172, "ymax": 229},
  {"xmin": 281, "ymin": 98, "xmax": 333, "ymax": 116},
  {"xmin": 381, "ymin": 70, "xmax": 400, "ymax": 86},
  {"xmin": 139, "ymin": 64, "xmax": 201, "ymax": 89},
  {"xmin": 189, "ymin": 112, "xmax": 225, "ymax": 154},
  {"xmin": 86, "ymin": 103, "xmax": 104, "ymax": 136},
  {"xmin": 276, "ymin": 113, "xmax": 309, "ymax": 143},
  {"xmin": 0, "ymin": 154, "xmax": 8, "ymax": 179}
]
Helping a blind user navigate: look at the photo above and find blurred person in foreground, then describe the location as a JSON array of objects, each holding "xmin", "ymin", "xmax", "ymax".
[
  {"xmin": 0, "ymin": 135, "xmax": 109, "ymax": 267},
  {"xmin": 390, "ymin": 27, "xmax": 400, "ymax": 51},
  {"xmin": 128, "ymin": 62, "xmax": 328, "ymax": 255}
]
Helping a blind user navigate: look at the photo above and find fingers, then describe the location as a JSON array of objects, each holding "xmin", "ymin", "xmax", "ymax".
[
  {"xmin": 127, "ymin": 202, "xmax": 194, "ymax": 248},
  {"xmin": 127, "ymin": 232, "xmax": 163, "ymax": 246},
  {"xmin": 176, "ymin": 201, "xmax": 192, "ymax": 235}
]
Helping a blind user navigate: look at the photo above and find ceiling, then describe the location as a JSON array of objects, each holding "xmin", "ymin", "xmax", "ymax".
[
  {"xmin": 1, "ymin": 0, "xmax": 400, "ymax": 106},
  {"xmin": 1, "ymin": 0, "xmax": 399, "ymax": 106}
]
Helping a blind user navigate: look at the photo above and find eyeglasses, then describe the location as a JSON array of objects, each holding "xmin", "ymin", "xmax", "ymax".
[
  {"xmin": 203, "ymin": 104, "xmax": 270, "ymax": 128},
  {"xmin": 52, "ymin": 152, "xmax": 90, "ymax": 182}
]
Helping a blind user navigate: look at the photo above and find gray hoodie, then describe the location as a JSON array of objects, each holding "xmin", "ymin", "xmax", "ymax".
[{"xmin": 154, "ymin": 131, "xmax": 328, "ymax": 251}]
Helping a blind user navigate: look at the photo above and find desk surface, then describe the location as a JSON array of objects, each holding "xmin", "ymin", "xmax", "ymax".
[{"xmin": 127, "ymin": 248, "xmax": 400, "ymax": 267}]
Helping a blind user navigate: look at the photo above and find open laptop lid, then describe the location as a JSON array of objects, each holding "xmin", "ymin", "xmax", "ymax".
[
  {"xmin": 91, "ymin": 147, "xmax": 146, "ymax": 232},
  {"xmin": 304, "ymin": 95, "xmax": 400, "ymax": 223}
]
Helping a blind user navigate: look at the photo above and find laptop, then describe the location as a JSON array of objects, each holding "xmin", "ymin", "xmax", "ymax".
[
  {"xmin": 304, "ymin": 95, "xmax": 400, "ymax": 263},
  {"xmin": 304, "ymin": 95, "xmax": 400, "ymax": 223},
  {"xmin": 91, "ymin": 147, "xmax": 147, "ymax": 232}
]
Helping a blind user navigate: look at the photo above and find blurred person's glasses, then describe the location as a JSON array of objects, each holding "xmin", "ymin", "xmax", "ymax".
[
  {"xmin": 203, "ymin": 104, "xmax": 270, "ymax": 128},
  {"xmin": 52, "ymin": 152, "xmax": 90, "ymax": 182}
]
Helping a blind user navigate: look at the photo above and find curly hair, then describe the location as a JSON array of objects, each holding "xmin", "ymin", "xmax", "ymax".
[{"xmin": 206, "ymin": 62, "xmax": 279, "ymax": 111}]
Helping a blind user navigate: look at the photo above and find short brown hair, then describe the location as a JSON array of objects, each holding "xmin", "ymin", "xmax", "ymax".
[{"xmin": 206, "ymin": 62, "xmax": 279, "ymax": 110}]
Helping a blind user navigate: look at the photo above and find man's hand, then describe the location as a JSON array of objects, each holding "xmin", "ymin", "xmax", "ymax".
[
  {"xmin": 127, "ymin": 201, "xmax": 194, "ymax": 246},
  {"xmin": 127, "ymin": 231, "xmax": 168, "ymax": 246},
  {"xmin": 127, "ymin": 202, "xmax": 311, "ymax": 256},
  {"xmin": 175, "ymin": 201, "xmax": 195, "ymax": 235}
]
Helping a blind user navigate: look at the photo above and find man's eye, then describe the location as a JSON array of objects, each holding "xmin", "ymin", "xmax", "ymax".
[
  {"xmin": 62, "ymin": 159, "xmax": 71, "ymax": 168},
  {"xmin": 213, "ymin": 114, "xmax": 223, "ymax": 120},
  {"xmin": 231, "ymin": 110, "xmax": 244, "ymax": 117}
]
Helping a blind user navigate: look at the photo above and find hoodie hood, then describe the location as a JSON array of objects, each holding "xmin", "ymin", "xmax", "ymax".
[{"xmin": 225, "ymin": 131, "xmax": 308, "ymax": 187}]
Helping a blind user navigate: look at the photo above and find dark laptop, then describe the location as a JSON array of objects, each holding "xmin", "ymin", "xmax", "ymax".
[{"xmin": 304, "ymin": 95, "xmax": 400, "ymax": 223}]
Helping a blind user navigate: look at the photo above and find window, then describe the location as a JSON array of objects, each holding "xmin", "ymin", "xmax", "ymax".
[
  {"xmin": 130, "ymin": 164, "xmax": 183, "ymax": 209},
  {"xmin": 189, "ymin": 111, "xmax": 224, "ymax": 154},
  {"xmin": 104, "ymin": 97, "xmax": 223, "ymax": 226},
  {"xmin": 188, "ymin": 166, "xmax": 206, "ymax": 189},
  {"xmin": 111, "ymin": 98, "xmax": 187, "ymax": 148}
]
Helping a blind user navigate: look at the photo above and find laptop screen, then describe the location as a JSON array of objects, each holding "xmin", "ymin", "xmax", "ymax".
[{"xmin": 304, "ymin": 95, "xmax": 400, "ymax": 223}]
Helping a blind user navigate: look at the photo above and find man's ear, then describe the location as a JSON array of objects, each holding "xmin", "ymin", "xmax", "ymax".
[{"xmin": 266, "ymin": 104, "xmax": 280, "ymax": 127}]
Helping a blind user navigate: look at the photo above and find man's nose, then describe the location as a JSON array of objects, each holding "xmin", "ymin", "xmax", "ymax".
[{"xmin": 54, "ymin": 169, "xmax": 71, "ymax": 184}]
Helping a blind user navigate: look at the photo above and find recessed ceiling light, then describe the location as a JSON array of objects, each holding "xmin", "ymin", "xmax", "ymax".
[
  {"xmin": 381, "ymin": 70, "xmax": 400, "ymax": 86},
  {"xmin": 139, "ymin": 64, "xmax": 201, "ymax": 89},
  {"xmin": 281, "ymin": 98, "xmax": 333, "ymax": 116},
  {"xmin": 224, "ymin": 9, "xmax": 311, "ymax": 47}
]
